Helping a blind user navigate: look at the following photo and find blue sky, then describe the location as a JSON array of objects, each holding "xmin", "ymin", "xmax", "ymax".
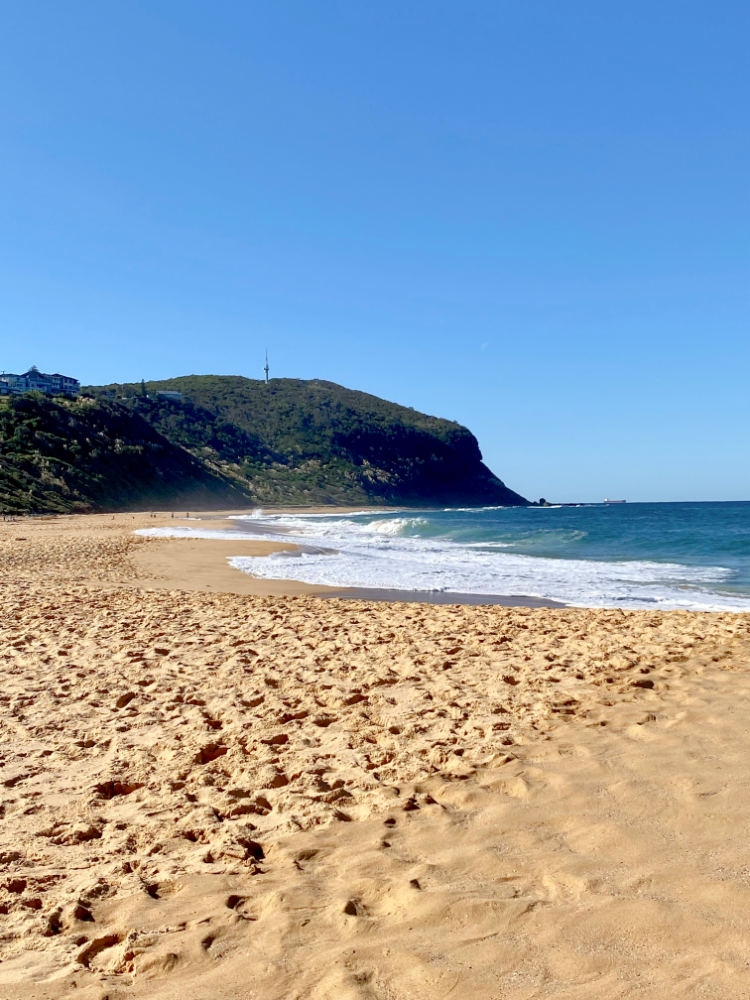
[{"xmin": 1, "ymin": 1, "xmax": 748, "ymax": 502}]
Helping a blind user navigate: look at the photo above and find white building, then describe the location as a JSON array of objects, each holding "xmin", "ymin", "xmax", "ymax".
[{"xmin": 0, "ymin": 366, "xmax": 80, "ymax": 397}]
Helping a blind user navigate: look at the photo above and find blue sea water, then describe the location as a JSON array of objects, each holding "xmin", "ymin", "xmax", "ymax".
[{"xmin": 139, "ymin": 502, "xmax": 750, "ymax": 611}]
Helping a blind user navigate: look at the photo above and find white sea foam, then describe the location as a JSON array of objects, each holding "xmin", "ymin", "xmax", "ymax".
[
  {"xmin": 364, "ymin": 517, "xmax": 428, "ymax": 536},
  {"xmin": 244, "ymin": 508, "xmax": 375, "ymax": 520},
  {"xmin": 135, "ymin": 526, "xmax": 282, "ymax": 542}
]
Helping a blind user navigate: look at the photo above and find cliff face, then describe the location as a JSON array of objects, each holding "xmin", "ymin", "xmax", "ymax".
[{"xmin": 89, "ymin": 376, "xmax": 529, "ymax": 507}]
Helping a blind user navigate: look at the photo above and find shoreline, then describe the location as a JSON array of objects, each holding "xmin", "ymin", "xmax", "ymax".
[
  {"xmin": 3, "ymin": 506, "xmax": 745, "ymax": 611},
  {"xmin": 1, "ymin": 508, "xmax": 568, "ymax": 607},
  {"xmin": 138, "ymin": 508, "xmax": 568, "ymax": 607},
  {"xmin": 137, "ymin": 515, "xmax": 568, "ymax": 607}
]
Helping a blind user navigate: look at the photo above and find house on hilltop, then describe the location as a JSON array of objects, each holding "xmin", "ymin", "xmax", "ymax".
[{"xmin": 0, "ymin": 366, "xmax": 80, "ymax": 397}]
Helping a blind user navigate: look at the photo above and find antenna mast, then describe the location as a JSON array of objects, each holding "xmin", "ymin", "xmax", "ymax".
[{"xmin": 263, "ymin": 351, "xmax": 269, "ymax": 384}]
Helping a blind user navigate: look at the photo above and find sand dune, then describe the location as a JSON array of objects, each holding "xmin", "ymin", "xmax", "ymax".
[{"xmin": 1, "ymin": 513, "xmax": 749, "ymax": 997}]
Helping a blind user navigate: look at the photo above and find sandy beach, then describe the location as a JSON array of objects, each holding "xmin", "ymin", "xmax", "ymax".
[{"xmin": 1, "ymin": 511, "xmax": 749, "ymax": 998}]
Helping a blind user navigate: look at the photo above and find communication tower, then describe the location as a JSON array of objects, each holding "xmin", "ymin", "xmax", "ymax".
[{"xmin": 263, "ymin": 351, "xmax": 269, "ymax": 384}]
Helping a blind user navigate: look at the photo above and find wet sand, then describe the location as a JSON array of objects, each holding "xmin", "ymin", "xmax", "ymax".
[
  {"xmin": 1, "ymin": 511, "xmax": 749, "ymax": 998},
  {"xmin": 320, "ymin": 587, "xmax": 566, "ymax": 607}
]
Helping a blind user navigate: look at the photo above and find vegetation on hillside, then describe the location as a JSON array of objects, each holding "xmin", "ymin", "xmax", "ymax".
[
  {"xmin": 0, "ymin": 394, "xmax": 251, "ymax": 513},
  {"xmin": 87, "ymin": 376, "xmax": 529, "ymax": 507},
  {"xmin": 0, "ymin": 377, "xmax": 527, "ymax": 513}
]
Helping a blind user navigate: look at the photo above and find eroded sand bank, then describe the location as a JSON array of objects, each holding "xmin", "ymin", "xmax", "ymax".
[{"xmin": 1, "ymin": 513, "xmax": 749, "ymax": 998}]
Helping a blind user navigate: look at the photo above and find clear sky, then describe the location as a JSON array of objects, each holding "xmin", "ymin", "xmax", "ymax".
[{"xmin": 1, "ymin": 1, "xmax": 748, "ymax": 502}]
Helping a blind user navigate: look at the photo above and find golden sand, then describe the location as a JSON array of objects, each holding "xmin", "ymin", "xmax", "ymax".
[{"xmin": 1, "ymin": 513, "xmax": 749, "ymax": 998}]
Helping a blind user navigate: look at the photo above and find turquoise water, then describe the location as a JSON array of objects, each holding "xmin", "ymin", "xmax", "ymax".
[{"xmin": 140, "ymin": 501, "xmax": 750, "ymax": 611}]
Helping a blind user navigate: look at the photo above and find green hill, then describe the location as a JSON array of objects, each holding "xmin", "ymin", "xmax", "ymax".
[
  {"xmin": 0, "ymin": 394, "xmax": 251, "ymax": 514},
  {"xmin": 86, "ymin": 376, "xmax": 529, "ymax": 507},
  {"xmin": 0, "ymin": 377, "xmax": 529, "ymax": 513}
]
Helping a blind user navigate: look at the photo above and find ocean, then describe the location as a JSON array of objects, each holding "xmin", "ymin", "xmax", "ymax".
[{"xmin": 140, "ymin": 501, "xmax": 750, "ymax": 612}]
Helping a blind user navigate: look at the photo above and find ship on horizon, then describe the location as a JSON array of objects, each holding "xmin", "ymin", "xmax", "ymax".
[{"xmin": 604, "ymin": 499, "xmax": 626, "ymax": 504}]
